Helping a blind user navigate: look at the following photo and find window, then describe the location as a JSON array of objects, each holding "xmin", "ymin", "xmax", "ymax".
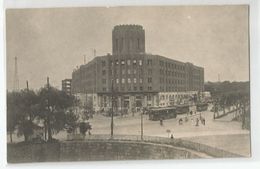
[
  {"xmin": 102, "ymin": 70, "xmax": 106, "ymax": 75},
  {"xmin": 102, "ymin": 87, "xmax": 106, "ymax": 91},
  {"xmin": 133, "ymin": 69, "xmax": 137, "ymax": 74},
  {"xmin": 147, "ymin": 59, "xmax": 152, "ymax": 66},
  {"xmin": 134, "ymin": 78, "xmax": 137, "ymax": 83},
  {"xmin": 139, "ymin": 60, "xmax": 143, "ymax": 66},
  {"xmin": 116, "ymin": 78, "xmax": 119, "ymax": 84},
  {"xmin": 133, "ymin": 59, "xmax": 137, "ymax": 65},
  {"xmin": 134, "ymin": 86, "xmax": 137, "ymax": 91},
  {"xmin": 102, "ymin": 79, "xmax": 106, "ymax": 84},
  {"xmin": 148, "ymin": 77, "xmax": 152, "ymax": 83},
  {"xmin": 116, "ymin": 39, "xmax": 118, "ymax": 50},
  {"xmin": 116, "ymin": 60, "xmax": 119, "ymax": 65},
  {"xmin": 128, "ymin": 78, "xmax": 131, "ymax": 83},
  {"xmin": 139, "ymin": 78, "xmax": 143, "ymax": 83},
  {"xmin": 148, "ymin": 69, "xmax": 152, "ymax": 75},
  {"xmin": 127, "ymin": 69, "xmax": 131, "ymax": 74},
  {"xmin": 140, "ymin": 86, "xmax": 143, "ymax": 91},
  {"xmin": 122, "ymin": 78, "xmax": 125, "ymax": 84},
  {"xmin": 147, "ymin": 95, "xmax": 152, "ymax": 101},
  {"xmin": 121, "ymin": 60, "xmax": 125, "ymax": 65},
  {"xmin": 127, "ymin": 60, "xmax": 131, "ymax": 65},
  {"xmin": 102, "ymin": 61, "xmax": 106, "ymax": 66},
  {"xmin": 148, "ymin": 86, "xmax": 152, "ymax": 91},
  {"xmin": 122, "ymin": 69, "xmax": 125, "ymax": 75}
]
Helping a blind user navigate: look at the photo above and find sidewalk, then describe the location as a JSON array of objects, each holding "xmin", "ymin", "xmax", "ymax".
[{"xmin": 182, "ymin": 133, "xmax": 251, "ymax": 157}]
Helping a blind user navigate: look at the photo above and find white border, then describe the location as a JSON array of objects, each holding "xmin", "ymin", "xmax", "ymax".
[{"xmin": 1, "ymin": 0, "xmax": 260, "ymax": 169}]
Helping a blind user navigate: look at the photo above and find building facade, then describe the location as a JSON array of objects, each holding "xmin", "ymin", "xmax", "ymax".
[
  {"xmin": 62, "ymin": 79, "xmax": 72, "ymax": 95},
  {"xmin": 71, "ymin": 25, "xmax": 204, "ymax": 113}
]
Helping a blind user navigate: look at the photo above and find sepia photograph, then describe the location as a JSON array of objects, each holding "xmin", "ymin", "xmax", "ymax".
[{"xmin": 5, "ymin": 5, "xmax": 250, "ymax": 163}]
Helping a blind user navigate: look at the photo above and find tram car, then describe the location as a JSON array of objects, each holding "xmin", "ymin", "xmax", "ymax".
[
  {"xmin": 196, "ymin": 103, "xmax": 209, "ymax": 112},
  {"xmin": 148, "ymin": 107, "xmax": 177, "ymax": 121},
  {"xmin": 175, "ymin": 104, "xmax": 190, "ymax": 114}
]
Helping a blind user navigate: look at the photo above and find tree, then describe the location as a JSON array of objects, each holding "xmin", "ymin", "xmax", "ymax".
[
  {"xmin": 38, "ymin": 86, "xmax": 76, "ymax": 141},
  {"xmin": 65, "ymin": 110, "xmax": 79, "ymax": 134},
  {"xmin": 7, "ymin": 92, "xmax": 19, "ymax": 143},
  {"xmin": 79, "ymin": 122, "xmax": 92, "ymax": 136},
  {"xmin": 7, "ymin": 90, "xmax": 39, "ymax": 142}
]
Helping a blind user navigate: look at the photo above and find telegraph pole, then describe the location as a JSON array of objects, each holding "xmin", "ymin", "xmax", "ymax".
[
  {"xmin": 26, "ymin": 80, "xmax": 29, "ymax": 91},
  {"xmin": 13, "ymin": 56, "xmax": 19, "ymax": 91},
  {"xmin": 46, "ymin": 77, "xmax": 52, "ymax": 141},
  {"xmin": 111, "ymin": 79, "xmax": 114, "ymax": 138},
  {"xmin": 141, "ymin": 109, "xmax": 144, "ymax": 140}
]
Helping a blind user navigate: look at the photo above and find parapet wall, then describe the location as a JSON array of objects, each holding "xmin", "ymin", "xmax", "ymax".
[{"xmin": 7, "ymin": 140, "xmax": 201, "ymax": 163}]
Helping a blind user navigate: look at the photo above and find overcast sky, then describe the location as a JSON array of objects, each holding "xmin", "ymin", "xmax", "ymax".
[{"xmin": 6, "ymin": 5, "xmax": 249, "ymax": 90}]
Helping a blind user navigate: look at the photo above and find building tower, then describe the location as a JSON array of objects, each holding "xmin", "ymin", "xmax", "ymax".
[
  {"xmin": 112, "ymin": 24, "xmax": 145, "ymax": 55},
  {"xmin": 13, "ymin": 56, "xmax": 19, "ymax": 91}
]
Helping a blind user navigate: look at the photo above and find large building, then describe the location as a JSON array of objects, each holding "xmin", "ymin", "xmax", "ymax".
[{"xmin": 71, "ymin": 24, "xmax": 204, "ymax": 113}]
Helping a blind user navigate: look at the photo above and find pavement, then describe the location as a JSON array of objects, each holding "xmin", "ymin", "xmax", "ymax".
[{"xmin": 7, "ymin": 105, "xmax": 251, "ymax": 157}]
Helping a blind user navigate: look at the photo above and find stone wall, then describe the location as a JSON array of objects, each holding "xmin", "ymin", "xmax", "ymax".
[{"xmin": 7, "ymin": 140, "xmax": 201, "ymax": 163}]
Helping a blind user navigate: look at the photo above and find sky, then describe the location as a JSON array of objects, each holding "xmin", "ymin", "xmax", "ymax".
[{"xmin": 6, "ymin": 5, "xmax": 249, "ymax": 90}]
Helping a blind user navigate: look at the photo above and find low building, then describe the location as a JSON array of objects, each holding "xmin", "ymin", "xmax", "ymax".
[{"xmin": 71, "ymin": 24, "xmax": 204, "ymax": 113}]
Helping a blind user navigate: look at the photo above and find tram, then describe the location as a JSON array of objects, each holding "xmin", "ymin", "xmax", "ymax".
[
  {"xmin": 175, "ymin": 104, "xmax": 190, "ymax": 114},
  {"xmin": 196, "ymin": 103, "xmax": 209, "ymax": 112},
  {"xmin": 148, "ymin": 107, "xmax": 177, "ymax": 121}
]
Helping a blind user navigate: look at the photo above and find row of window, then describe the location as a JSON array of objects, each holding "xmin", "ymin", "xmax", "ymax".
[
  {"xmin": 102, "ymin": 69, "xmax": 147, "ymax": 76},
  {"xmin": 160, "ymin": 69, "xmax": 186, "ymax": 78},
  {"xmin": 159, "ymin": 60, "xmax": 185, "ymax": 70},
  {"xmin": 102, "ymin": 77, "xmax": 153, "ymax": 84},
  {"xmin": 102, "ymin": 86, "xmax": 153, "ymax": 92},
  {"xmin": 160, "ymin": 94, "xmax": 189, "ymax": 100},
  {"xmin": 101, "ymin": 59, "xmax": 153, "ymax": 67},
  {"xmin": 160, "ymin": 86, "xmax": 186, "ymax": 92},
  {"xmin": 160, "ymin": 78, "xmax": 185, "ymax": 85}
]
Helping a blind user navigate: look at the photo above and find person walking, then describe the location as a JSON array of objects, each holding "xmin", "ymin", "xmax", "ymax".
[{"xmin": 160, "ymin": 118, "xmax": 163, "ymax": 126}]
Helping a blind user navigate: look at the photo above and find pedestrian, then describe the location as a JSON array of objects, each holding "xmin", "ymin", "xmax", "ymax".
[
  {"xmin": 170, "ymin": 134, "xmax": 174, "ymax": 139},
  {"xmin": 179, "ymin": 118, "xmax": 183, "ymax": 125},
  {"xmin": 201, "ymin": 117, "xmax": 206, "ymax": 125},
  {"xmin": 185, "ymin": 116, "xmax": 188, "ymax": 122},
  {"xmin": 190, "ymin": 111, "xmax": 193, "ymax": 115},
  {"xmin": 160, "ymin": 118, "xmax": 163, "ymax": 126},
  {"xmin": 195, "ymin": 118, "xmax": 199, "ymax": 126}
]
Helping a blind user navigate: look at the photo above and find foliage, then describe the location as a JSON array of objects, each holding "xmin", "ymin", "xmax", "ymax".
[
  {"xmin": 7, "ymin": 86, "xmax": 78, "ymax": 142},
  {"xmin": 79, "ymin": 122, "xmax": 92, "ymax": 135},
  {"xmin": 65, "ymin": 110, "xmax": 79, "ymax": 133}
]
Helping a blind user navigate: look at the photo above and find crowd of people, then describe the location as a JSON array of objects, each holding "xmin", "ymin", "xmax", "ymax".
[{"xmin": 178, "ymin": 110, "xmax": 206, "ymax": 126}]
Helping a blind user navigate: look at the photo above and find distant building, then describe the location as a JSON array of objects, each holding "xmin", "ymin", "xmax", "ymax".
[
  {"xmin": 62, "ymin": 79, "xmax": 72, "ymax": 95},
  {"xmin": 71, "ymin": 25, "xmax": 204, "ymax": 112}
]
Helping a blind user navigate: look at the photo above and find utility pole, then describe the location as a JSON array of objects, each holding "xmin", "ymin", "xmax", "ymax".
[
  {"xmin": 93, "ymin": 49, "xmax": 96, "ymax": 57},
  {"xmin": 141, "ymin": 109, "xmax": 144, "ymax": 140},
  {"xmin": 26, "ymin": 80, "xmax": 29, "ymax": 91},
  {"xmin": 111, "ymin": 79, "xmax": 114, "ymax": 138},
  {"xmin": 26, "ymin": 80, "xmax": 32, "ymax": 121},
  {"xmin": 84, "ymin": 55, "xmax": 86, "ymax": 64},
  {"xmin": 46, "ymin": 77, "xmax": 52, "ymax": 141},
  {"xmin": 13, "ymin": 56, "xmax": 19, "ymax": 91}
]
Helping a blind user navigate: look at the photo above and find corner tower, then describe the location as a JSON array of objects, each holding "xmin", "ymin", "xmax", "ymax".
[{"xmin": 112, "ymin": 24, "xmax": 145, "ymax": 55}]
